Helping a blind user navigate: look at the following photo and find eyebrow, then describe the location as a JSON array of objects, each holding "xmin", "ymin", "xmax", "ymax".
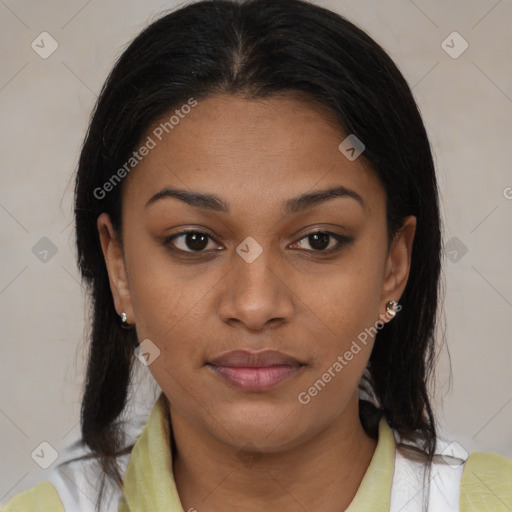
[{"xmin": 145, "ymin": 185, "xmax": 365, "ymax": 215}]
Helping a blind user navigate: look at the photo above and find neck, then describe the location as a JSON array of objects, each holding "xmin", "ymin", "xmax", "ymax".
[{"xmin": 170, "ymin": 395, "xmax": 378, "ymax": 512}]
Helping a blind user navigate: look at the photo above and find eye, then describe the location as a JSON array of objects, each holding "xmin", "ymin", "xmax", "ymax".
[
  {"xmin": 290, "ymin": 231, "xmax": 353, "ymax": 253},
  {"xmin": 163, "ymin": 229, "xmax": 353, "ymax": 256},
  {"xmin": 165, "ymin": 230, "xmax": 221, "ymax": 253}
]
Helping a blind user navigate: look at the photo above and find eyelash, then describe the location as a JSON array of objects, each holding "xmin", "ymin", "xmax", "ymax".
[{"xmin": 162, "ymin": 229, "xmax": 354, "ymax": 256}]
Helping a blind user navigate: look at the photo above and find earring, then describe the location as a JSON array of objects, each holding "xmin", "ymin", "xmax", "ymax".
[
  {"xmin": 120, "ymin": 311, "xmax": 132, "ymax": 329},
  {"xmin": 386, "ymin": 300, "xmax": 400, "ymax": 317}
]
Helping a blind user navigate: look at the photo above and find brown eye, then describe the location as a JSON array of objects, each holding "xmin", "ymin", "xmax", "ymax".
[
  {"xmin": 291, "ymin": 231, "xmax": 354, "ymax": 253},
  {"xmin": 166, "ymin": 231, "xmax": 220, "ymax": 252},
  {"xmin": 163, "ymin": 229, "xmax": 353, "ymax": 257}
]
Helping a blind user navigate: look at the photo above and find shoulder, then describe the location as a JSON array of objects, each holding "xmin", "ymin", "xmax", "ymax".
[
  {"xmin": 0, "ymin": 481, "xmax": 64, "ymax": 511},
  {"xmin": 390, "ymin": 433, "xmax": 512, "ymax": 512},
  {"xmin": 460, "ymin": 450, "xmax": 512, "ymax": 511},
  {"xmin": 390, "ymin": 440, "xmax": 466, "ymax": 511},
  {"xmin": 1, "ymin": 441, "xmax": 131, "ymax": 512}
]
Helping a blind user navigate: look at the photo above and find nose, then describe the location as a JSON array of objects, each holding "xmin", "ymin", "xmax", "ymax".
[{"xmin": 218, "ymin": 244, "xmax": 295, "ymax": 331}]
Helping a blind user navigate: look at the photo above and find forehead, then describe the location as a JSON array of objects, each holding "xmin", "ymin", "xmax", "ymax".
[{"xmin": 123, "ymin": 93, "xmax": 384, "ymax": 216}]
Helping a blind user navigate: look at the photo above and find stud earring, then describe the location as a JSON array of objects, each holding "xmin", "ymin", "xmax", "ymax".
[
  {"xmin": 120, "ymin": 311, "xmax": 132, "ymax": 329},
  {"xmin": 385, "ymin": 300, "xmax": 400, "ymax": 317}
]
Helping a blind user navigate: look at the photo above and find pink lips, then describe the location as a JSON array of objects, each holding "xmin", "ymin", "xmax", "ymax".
[{"xmin": 207, "ymin": 349, "xmax": 304, "ymax": 392}]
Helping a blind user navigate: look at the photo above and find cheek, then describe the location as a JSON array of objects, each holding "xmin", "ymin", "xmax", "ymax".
[
  {"xmin": 294, "ymin": 277, "xmax": 378, "ymax": 420},
  {"xmin": 291, "ymin": 250, "xmax": 384, "ymax": 407},
  {"xmin": 297, "ymin": 256, "xmax": 383, "ymax": 350},
  {"xmin": 129, "ymin": 268, "xmax": 211, "ymax": 409},
  {"xmin": 125, "ymin": 229, "xmax": 192, "ymax": 318},
  {"xmin": 123, "ymin": 237, "xmax": 209, "ymax": 363}
]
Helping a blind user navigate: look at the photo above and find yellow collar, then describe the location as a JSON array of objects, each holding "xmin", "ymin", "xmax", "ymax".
[{"xmin": 118, "ymin": 392, "xmax": 394, "ymax": 511}]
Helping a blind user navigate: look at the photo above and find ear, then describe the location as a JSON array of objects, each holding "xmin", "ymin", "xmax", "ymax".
[
  {"xmin": 97, "ymin": 213, "xmax": 134, "ymax": 324},
  {"xmin": 379, "ymin": 215, "xmax": 417, "ymax": 321}
]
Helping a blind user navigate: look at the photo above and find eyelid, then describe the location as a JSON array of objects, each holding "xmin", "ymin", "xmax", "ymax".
[
  {"xmin": 291, "ymin": 230, "xmax": 353, "ymax": 253},
  {"xmin": 164, "ymin": 229, "xmax": 222, "ymax": 253},
  {"xmin": 163, "ymin": 227, "xmax": 353, "ymax": 256}
]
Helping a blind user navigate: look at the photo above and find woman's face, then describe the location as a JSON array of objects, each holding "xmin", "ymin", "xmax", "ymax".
[{"xmin": 98, "ymin": 93, "xmax": 415, "ymax": 452}]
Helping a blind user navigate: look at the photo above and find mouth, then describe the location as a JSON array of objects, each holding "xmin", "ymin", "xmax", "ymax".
[{"xmin": 206, "ymin": 349, "xmax": 305, "ymax": 392}]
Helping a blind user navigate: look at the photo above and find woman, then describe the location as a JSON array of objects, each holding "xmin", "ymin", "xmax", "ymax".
[{"xmin": 2, "ymin": 0, "xmax": 510, "ymax": 510}]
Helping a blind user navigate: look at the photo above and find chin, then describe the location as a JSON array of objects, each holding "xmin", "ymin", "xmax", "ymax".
[{"xmin": 207, "ymin": 401, "xmax": 311, "ymax": 452}]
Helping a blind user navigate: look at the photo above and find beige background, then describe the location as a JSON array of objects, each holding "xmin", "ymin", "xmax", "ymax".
[{"xmin": 1, "ymin": 0, "xmax": 511, "ymax": 503}]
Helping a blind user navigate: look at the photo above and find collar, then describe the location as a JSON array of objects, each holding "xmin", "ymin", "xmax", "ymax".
[{"xmin": 118, "ymin": 392, "xmax": 395, "ymax": 511}]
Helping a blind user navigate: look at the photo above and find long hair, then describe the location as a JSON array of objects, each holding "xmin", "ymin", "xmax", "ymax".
[{"xmin": 70, "ymin": 1, "xmax": 444, "ymax": 509}]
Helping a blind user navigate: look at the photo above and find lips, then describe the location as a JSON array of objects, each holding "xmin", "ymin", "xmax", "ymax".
[
  {"xmin": 208, "ymin": 349, "xmax": 303, "ymax": 368},
  {"xmin": 206, "ymin": 350, "xmax": 304, "ymax": 392}
]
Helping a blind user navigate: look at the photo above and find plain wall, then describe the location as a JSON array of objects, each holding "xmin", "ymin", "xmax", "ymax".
[{"xmin": 1, "ymin": 0, "xmax": 511, "ymax": 503}]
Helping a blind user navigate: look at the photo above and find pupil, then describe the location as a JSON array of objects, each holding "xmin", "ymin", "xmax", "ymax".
[
  {"xmin": 310, "ymin": 233, "xmax": 329, "ymax": 250},
  {"xmin": 187, "ymin": 233, "xmax": 208, "ymax": 251}
]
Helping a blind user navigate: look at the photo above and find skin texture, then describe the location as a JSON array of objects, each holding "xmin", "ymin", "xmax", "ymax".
[{"xmin": 98, "ymin": 93, "xmax": 416, "ymax": 511}]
